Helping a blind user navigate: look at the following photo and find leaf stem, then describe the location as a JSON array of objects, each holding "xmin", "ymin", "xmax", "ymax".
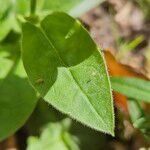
[{"xmin": 30, "ymin": 0, "xmax": 37, "ymax": 15}]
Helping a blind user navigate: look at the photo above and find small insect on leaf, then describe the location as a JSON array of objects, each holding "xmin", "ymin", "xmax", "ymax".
[{"xmin": 35, "ymin": 78, "xmax": 44, "ymax": 84}]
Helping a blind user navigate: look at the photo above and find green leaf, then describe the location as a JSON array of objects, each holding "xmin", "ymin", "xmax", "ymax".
[
  {"xmin": 26, "ymin": 100, "xmax": 106, "ymax": 150},
  {"xmin": 0, "ymin": 0, "xmax": 12, "ymax": 20},
  {"xmin": 0, "ymin": 15, "xmax": 19, "ymax": 41},
  {"xmin": 128, "ymin": 99, "xmax": 150, "ymax": 141},
  {"xmin": 41, "ymin": 0, "xmax": 104, "ymax": 17},
  {"xmin": 71, "ymin": 121, "xmax": 107, "ymax": 150},
  {"xmin": 26, "ymin": 99, "xmax": 65, "ymax": 135},
  {"xmin": 0, "ymin": 0, "xmax": 30, "ymax": 17},
  {"xmin": 0, "ymin": 29, "xmax": 38, "ymax": 141},
  {"xmin": 22, "ymin": 12, "xmax": 114, "ymax": 135},
  {"xmin": 128, "ymin": 99, "xmax": 144, "ymax": 123},
  {"xmin": 0, "ymin": 0, "xmax": 104, "ymax": 40},
  {"xmin": 27, "ymin": 119, "xmax": 80, "ymax": 150},
  {"xmin": 0, "ymin": 0, "xmax": 29, "ymax": 41},
  {"xmin": 0, "ymin": 52, "xmax": 13, "ymax": 81},
  {"xmin": 0, "ymin": 58, "xmax": 37, "ymax": 141},
  {"xmin": 111, "ymin": 77, "xmax": 150, "ymax": 103}
]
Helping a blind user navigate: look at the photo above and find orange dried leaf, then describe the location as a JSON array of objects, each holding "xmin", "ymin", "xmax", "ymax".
[{"xmin": 104, "ymin": 50, "xmax": 147, "ymax": 112}]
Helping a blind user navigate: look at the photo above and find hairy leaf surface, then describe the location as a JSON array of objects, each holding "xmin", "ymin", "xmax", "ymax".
[{"xmin": 22, "ymin": 12, "xmax": 114, "ymax": 135}]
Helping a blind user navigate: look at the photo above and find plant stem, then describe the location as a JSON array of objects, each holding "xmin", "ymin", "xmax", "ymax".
[{"xmin": 30, "ymin": 0, "xmax": 37, "ymax": 15}]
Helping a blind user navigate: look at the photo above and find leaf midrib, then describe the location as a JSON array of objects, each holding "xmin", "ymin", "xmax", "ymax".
[{"xmin": 39, "ymin": 26, "xmax": 109, "ymax": 131}]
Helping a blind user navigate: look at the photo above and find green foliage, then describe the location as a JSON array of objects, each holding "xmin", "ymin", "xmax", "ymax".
[
  {"xmin": 118, "ymin": 36, "xmax": 144, "ymax": 53},
  {"xmin": 0, "ymin": 0, "xmax": 114, "ymax": 142},
  {"xmin": 41, "ymin": 0, "xmax": 104, "ymax": 17},
  {"xmin": 111, "ymin": 77, "xmax": 150, "ymax": 103},
  {"xmin": 0, "ymin": 0, "xmax": 104, "ymax": 41},
  {"xmin": 116, "ymin": 35, "xmax": 144, "ymax": 59},
  {"xmin": 22, "ymin": 12, "xmax": 114, "ymax": 135},
  {"xmin": 26, "ymin": 100, "xmax": 106, "ymax": 150},
  {"xmin": 0, "ymin": 32, "xmax": 38, "ymax": 140},
  {"xmin": 0, "ymin": 0, "xmax": 150, "ymax": 145},
  {"xmin": 71, "ymin": 121, "xmax": 106, "ymax": 150},
  {"xmin": 1, "ymin": 0, "xmax": 150, "ymax": 146},
  {"xmin": 128, "ymin": 99, "xmax": 150, "ymax": 141},
  {"xmin": 0, "ymin": 59, "xmax": 37, "ymax": 141},
  {"xmin": 25, "ymin": 99, "xmax": 65, "ymax": 135},
  {"xmin": 137, "ymin": 0, "xmax": 150, "ymax": 22},
  {"xmin": 0, "ymin": 0, "xmax": 28, "ymax": 41},
  {"xmin": 27, "ymin": 119, "xmax": 80, "ymax": 150}
]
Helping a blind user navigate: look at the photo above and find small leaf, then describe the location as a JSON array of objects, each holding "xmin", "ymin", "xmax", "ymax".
[
  {"xmin": 0, "ymin": 0, "xmax": 29, "ymax": 41},
  {"xmin": 0, "ymin": 53, "xmax": 13, "ymax": 80},
  {"xmin": 27, "ymin": 119, "xmax": 80, "ymax": 150},
  {"xmin": 128, "ymin": 99, "xmax": 144, "ymax": 122},
  {"xmin": 111, "ymin": 77, "xmax": 150, "ymax": 103},
  {"xmin": 128, "ymin": 99, "xmax": 150, "ymax": 141},
  {"xmin": 22, "ymin": 12, "xmax": 114, "ymax": 135}
]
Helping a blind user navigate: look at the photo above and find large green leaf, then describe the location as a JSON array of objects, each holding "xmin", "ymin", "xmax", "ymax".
[
  {"xmin": 27, "ymin": 119, "xmax": 80, "ymax": 150},
  {"xmin": 111, "ymin": 77, "xmax": 150, "ymax": 103},
  {"xmin": 0, "ymin": 49, "xmax": 37, "ymax": 141},
  {"xmin": 22, "ymin": 12, "xmax": 114, "ymax": 135}
]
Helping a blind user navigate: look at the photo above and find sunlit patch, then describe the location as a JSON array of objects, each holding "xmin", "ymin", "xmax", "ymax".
[{"xmin": 65, "ymin": 20, "xmax": 81, "ymax": 39}]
